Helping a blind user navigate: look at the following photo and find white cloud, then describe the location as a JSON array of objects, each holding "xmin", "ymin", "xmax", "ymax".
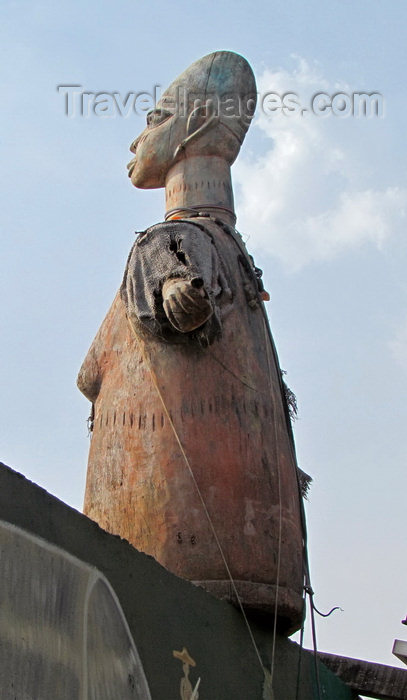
[{"xmin": 234, "ymin": 59, "xmax": 407, "ymax": 270}]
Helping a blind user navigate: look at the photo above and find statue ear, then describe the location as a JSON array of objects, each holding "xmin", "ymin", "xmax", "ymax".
[
  {"xmin": 174, "ymin": 101, "xmax": 219, "ymax": 159},
  {"xmin": 186, "ymin": 104, "xmax": 208, "ymax": 136}
]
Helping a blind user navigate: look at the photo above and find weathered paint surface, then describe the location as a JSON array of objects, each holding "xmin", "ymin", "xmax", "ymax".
[{"xmin": 78, "ymin": 219, "xmax": 305, "ymax": 634}]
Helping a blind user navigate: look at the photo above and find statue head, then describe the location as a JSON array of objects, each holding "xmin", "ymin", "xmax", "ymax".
[{"xmin": 127, "ymin": 51, "xmax": 257, "ymax": 189}]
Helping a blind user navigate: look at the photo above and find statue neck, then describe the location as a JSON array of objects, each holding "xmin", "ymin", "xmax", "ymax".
[{"xmin": 165, "ymin": 156, "xmax": 236, "ymax": 226}]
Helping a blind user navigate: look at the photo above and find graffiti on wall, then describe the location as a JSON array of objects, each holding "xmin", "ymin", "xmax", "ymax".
[{"xmin": 173, "ymin": 647, "xmax": 201, "ymax": 699}]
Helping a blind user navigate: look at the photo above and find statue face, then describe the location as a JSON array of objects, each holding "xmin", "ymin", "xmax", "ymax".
[
  {"xmin": 127, "ymin": 107, "xmax": 184, "ymax": 189},
  {"xmin": 127, "ymin": 52, "xmax": 256, "ymax": 189}
]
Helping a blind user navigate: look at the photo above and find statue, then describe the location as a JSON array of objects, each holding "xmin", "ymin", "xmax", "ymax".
[{"xmin": 78, "ymin": 51, "xmax": 306, "ymax": 634}]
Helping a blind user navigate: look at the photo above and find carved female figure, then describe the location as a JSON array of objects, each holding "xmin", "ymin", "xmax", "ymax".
[{"xmin": 78, "ymin": 51, "xmax": 305, "ymax": 633}]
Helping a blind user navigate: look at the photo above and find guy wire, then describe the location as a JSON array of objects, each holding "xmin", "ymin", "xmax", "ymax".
[
  {"xmin": 295, "ymin": 618, "xmax": 305, "ymax": 700},
  {"xmin": 256, "ymin": 269, "xmax": 323, "ymax": 700},
  {"xmin": 263, "ymin": 318, "xmax": 283, "ymax": 691},
  {"xmin": 125, "ymin": 214, "xmax": 322, "ymax": 694},
  {"xmin": 131, "ymin": 324, "xmax": 266, "ymax": 675}
]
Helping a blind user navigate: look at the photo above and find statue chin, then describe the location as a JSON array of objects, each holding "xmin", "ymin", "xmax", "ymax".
[{"xmin": 130, "ymin": 166, "xmax": 165, "ymax": 190}]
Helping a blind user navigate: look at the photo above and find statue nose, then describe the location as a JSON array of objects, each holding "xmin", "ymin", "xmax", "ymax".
[{"xmin": 130, "ymin": 137, "xmax": 140, "ymax": 154}]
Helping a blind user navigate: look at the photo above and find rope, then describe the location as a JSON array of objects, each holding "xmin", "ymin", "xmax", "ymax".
[
  {"xmin": 312, "ymin": 603, "xmax": 342, "ymax": 618},
  {"xmin": 208, "ymin": 350, "xmax": 265, "ymax": 393},
  {"xmin": 263, "ymin": 318, "xmax": 283, "ymax": 691},
  {"xmin": 130, "ymin": 325, "xmax": 265, "ymax": 674},
  {"xmin": 165, "ymin": 205, "xmax": 236, "ymax": 223},
  {"xmin": 124, "ymin": 214, "xmax": 318, "ymax": 694},
  {"xmin": 254, "ymin": 259, "xmax": 324, "ymax": 700},
  {"xmin": 295, "ymin": 617, "xmax": 305, "ymax": 700},
  {"xmin": 213, "ymin": 217, "xmax": 327, "ymax": 699},
  {"xmin": 306, "ymin": 586, "xmax": 322, "ymax": 700}
]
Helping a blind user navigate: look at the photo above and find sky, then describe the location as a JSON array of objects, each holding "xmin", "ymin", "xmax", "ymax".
[{"xmin": 1, "ymin": 0, "xmax": 406, "ymax": 683}]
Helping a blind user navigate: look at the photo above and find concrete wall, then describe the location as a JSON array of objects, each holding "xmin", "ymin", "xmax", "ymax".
[{"xmin": 0, "ymin": 462, "xmax": 356, "ymax": 699}]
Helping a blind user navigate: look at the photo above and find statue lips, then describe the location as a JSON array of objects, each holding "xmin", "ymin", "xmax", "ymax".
[
  {"xmin": 127, "ymin": 158, "xmax": 137, "ymax": 178},
  {"xmin": 127, "ymin": 134, "xmax": 142, "ymax": 178}
]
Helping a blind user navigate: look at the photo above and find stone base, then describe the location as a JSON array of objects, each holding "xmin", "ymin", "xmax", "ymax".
[{"xmin": 193, "ymin": 579, "xmax": 304, "ymax": 635}]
